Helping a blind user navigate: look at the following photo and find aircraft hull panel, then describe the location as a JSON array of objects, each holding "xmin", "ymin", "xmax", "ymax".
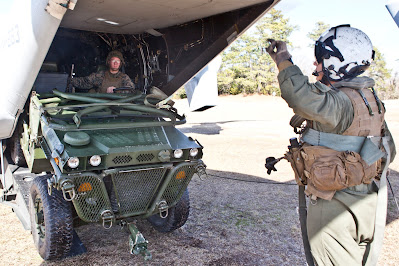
[
  {"xmin": 61, "ymin": 0, "xmax": 276, "ymax": 34},
  {"xmin": 0, "ymin": 0, "xmax": 66, "ymax": 139}
]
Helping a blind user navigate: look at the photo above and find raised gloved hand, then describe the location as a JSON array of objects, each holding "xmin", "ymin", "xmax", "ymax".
[{"xmin": 266, "ymin": 39, "xmax": 292, "ymax": 66}]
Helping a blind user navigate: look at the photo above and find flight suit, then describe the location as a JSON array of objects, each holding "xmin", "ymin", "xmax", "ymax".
[
  {"xmin": 70, "ymin": 70, "xmax": 135, "ymax": 93},
  {"xmin": 278, "ymin": 64, "xmax": 396, "ymax": 265}
]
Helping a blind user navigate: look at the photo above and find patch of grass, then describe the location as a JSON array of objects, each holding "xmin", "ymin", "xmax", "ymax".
[{"xmin": 218, "ymin": 204, "xmax": 261, "ymax": 230}]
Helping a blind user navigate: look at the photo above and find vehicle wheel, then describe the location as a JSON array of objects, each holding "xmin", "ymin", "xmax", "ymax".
[
  {"xmin": 147, "ymin": 188, "xmax": 190, "ymax": 233},
  {"xmin": 29, "ymin": 175, "xmax": 74, "ymax": 260},
  {"xmin": 10, "ymin": 122, "xmax": 27, "ymax": 167}
]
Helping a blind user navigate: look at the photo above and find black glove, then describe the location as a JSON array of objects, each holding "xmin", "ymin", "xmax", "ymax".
[
  {"xmin": 265, "ymin": 157, "xmax": 278, "ymax": 175},
  {"xmin": 266, "ymin": 39, "xmax": 292, "ymax": 66}
]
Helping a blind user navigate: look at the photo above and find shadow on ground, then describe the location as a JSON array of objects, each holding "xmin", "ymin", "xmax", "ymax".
[
  {"xmin": 10, "ymin": 168, "xmax": 399, "ymax": 266},
  {"xmin": 43, "ymin": 169, "xmax": 306, "ymax": 266}
]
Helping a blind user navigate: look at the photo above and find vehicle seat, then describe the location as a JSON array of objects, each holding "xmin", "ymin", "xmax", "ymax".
[
  {"xmin": 32, "ymin": 62, "xmax": 68, "ymax": 93},
  {"xmin": 97, "ymin": 65, "xmax": 107, "ymax": 72}
]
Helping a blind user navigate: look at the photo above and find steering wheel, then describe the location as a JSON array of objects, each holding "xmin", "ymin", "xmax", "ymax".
[{"xmin": 112, "ymin": 87, "xmax": 135, "ymax": 93}]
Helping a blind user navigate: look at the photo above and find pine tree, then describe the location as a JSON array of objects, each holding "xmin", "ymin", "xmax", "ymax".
[
  {"xmin": 307, "ymin": 21, "xmax": 330, "ymax": 45},
  {"xmin": 366, "ymin": 47, "xmax": 393, "ymax": 98},
  {"xmin": 218, "ymin": 9, "xmax": 297, "ymax": 95}
]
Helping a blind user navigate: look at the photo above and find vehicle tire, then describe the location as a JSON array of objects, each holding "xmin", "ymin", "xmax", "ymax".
[
  {"xmin": 29, "ymin": 175, "xmax": 74, "ymax": 260},
  {"xmin": 10, "ymin": 122, "xmax": 27, "ymax": 167},
  {"xmin": 147, "ymin": 188, "xmax": 190, "ymax": 233}
]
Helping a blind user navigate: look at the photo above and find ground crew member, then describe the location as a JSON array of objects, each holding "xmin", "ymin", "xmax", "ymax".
[
  {"xmin": 266, "ymin": 25, "xmax": 396, "ymax": 265},
  {"xmin": 70, "ymin": 50, "xmax": 135, "ymax": 93}
]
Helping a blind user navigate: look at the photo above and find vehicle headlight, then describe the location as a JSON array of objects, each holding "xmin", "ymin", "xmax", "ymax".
[
  {"xmin": 67, "ymin": 157, "xmax": 80, "ymax": 168},
  {"xmin": 89, "ymin": 155, "xmax": 101, "ymax": 166},
  {"xmin": 173, "ymin": 149, "xmax": 183, "ymax": 159},
  {"xmin": 189, "ymin": 148, "xmax": 198, "ymax": 157}
]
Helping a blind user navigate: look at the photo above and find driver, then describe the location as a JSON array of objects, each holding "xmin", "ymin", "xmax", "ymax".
[{"xmin": 70, "ymin": 50, "xmax": 135, "ymax": 93}]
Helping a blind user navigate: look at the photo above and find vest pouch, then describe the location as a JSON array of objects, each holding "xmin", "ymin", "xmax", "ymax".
[
  {"xmin": 285, "ymin": 147, "xmax": 306, "ymax": 185},
  {"xmin": 309, "ymin": 154, "xmax": 347, "ymax": 191},
  {"xmin": 302, "ymin": 146, "xmax": 348, "ymax": 192},
  {"xmin": 343, "ymin": 151, "xmax": 379, "ymax": 184},
  {"xmin": 302, "ymin": 145, "xmax": 380, "ymax": 194}
]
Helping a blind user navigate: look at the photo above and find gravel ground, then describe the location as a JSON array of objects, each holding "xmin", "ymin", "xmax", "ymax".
[{"xmin": 0, "ymin": 95, "xmax": 398, "ymax": 265}]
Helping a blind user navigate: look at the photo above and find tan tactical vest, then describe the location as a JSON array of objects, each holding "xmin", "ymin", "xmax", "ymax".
[
  {"xmin": 340, "ymin": 87, "xmax": 385, "ymax": 137},
  {"xmin": 99, "ymin": 71, "xmax": 123, "ymax": 93},
  {"xmin": 286, "ymin": 87, "xmax": 385, "ymax": 200}
]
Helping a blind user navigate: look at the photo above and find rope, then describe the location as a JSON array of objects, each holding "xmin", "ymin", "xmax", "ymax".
[{"xmin": 208, "ymin": 173, "xmax": 297, "ymax": 185}]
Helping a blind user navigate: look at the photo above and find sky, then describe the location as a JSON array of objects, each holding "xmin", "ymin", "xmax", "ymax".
[{"xmin": 273, "ymin": 0, "xmax": 399, "ymax": 74}]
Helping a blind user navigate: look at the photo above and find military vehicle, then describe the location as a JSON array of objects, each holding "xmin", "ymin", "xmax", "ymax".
[{"xmin": 0, "ymin": 0, "xmax": 280, "ymax": 261}]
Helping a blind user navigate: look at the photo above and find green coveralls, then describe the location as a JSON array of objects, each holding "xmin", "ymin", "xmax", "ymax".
[{"xmin": 277, "ymin": 65, "xmax": 396, "ymax": 265}]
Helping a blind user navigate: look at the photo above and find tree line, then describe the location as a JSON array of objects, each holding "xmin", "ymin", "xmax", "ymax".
[{"xmin": 216, "ymin": 9, "xmax": 397, "ymax": 99}]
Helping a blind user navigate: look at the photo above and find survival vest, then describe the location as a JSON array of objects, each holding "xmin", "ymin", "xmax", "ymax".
[{"xmin": 285, "ymin": 86, "xmax": 385, "ymax": 200}]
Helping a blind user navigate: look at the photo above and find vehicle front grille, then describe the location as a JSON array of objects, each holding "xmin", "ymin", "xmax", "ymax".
[
  {"xmin": 112, "ymin": 155, "xmax": 133, "ymax": 164},
  {"xmin": 111, "ymin": 167, "xmax": 167, "ymax": 215},
  {"xmin": 136, "ymin": 153, "xmax": 155, "ymax": 162},
  {"xmin": 70, "ymin": 162, "xmax": 199, "ymax": 222},
  {"xmin": 162, "ymin": 164, "xmax": 197, "ymax": 205},
  {"xmin": 72, "ymin": 174, "xmax": 112, "ymax": 222}
]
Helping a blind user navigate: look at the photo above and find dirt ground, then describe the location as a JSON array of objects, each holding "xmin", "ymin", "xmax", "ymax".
[{"xmin": 1, "ymin": 95, "xmax": 399, "ymax": 265}]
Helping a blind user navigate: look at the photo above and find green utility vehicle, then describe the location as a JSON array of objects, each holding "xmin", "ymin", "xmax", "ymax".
[
  {"xmin": 1, "ymin": 0, "xmax": 280, "ymax": 261},
  {"xmin": 5, "ymin": 87, "xmax": 205, "ymax": 260}
]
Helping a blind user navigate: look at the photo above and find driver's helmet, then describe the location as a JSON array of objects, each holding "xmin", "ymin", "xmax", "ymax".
[
  {"xmin": 106, "ymin": 50, "xmax": 125, "ymax": 68},
  {"xmin": 315, "ymin": 25, "xmax": 374, "ymax": 81}
]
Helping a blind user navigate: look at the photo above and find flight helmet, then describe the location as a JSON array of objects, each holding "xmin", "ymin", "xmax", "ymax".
[{"xmin": 314, "ymin": 25, "xmax": 374, "ymax": 81}]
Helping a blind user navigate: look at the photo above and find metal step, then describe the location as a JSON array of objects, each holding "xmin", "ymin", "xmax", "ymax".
[
  {"xmin": 13, "ymin": 167, "xmax": 36, "ymax": 207},
  {"xmin": 1, "ymin": 165, "xmax": 37, "ymax": 230}
]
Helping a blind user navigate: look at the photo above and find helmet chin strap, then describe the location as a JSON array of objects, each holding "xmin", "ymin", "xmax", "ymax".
[
  {"xmin": 312, "ymin": 70, "xmax": 323, "ymax": 76},
  {"xmin": 316, "ymin": 61, "xmax": 338, "ymax": 90}
]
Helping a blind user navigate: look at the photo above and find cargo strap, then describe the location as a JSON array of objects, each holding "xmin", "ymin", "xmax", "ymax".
[
  {"xmin": 364, "ymin": 137, "xmax": 390, "ymax": 266},
  {"xmin": 298, "ymin": 186, "xmax": 315, "ymax": 266},
  {"xmin": 144, "ymin": 86, "xmax": 174, "ymax": 109},
  {"xmin": 301, "ymin": 128, "xmax": 384, "ymax": 165}
]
